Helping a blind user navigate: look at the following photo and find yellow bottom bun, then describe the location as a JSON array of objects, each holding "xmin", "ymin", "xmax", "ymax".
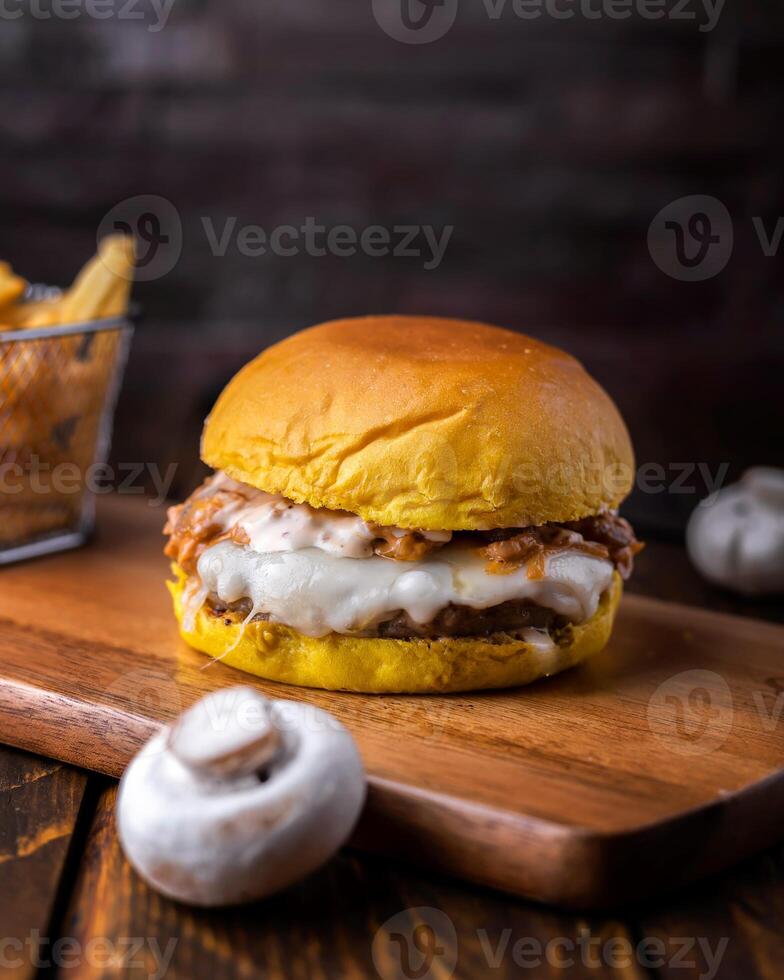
[{"xmin": 169, "ymin": 566, "xmax": 622, "ymax": 694}]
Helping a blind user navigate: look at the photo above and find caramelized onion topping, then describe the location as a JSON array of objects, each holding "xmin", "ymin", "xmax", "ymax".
[
  {"xmin": 164, "ymin": 478, "xmax": 642, "ymax": 580},
  {"xmin": 369, "ymin": 527, "xmax": 446, "ymax": 562},
  {"xmin": 478, "ymin": 513, "xmax": 642, "ymax": 580},
  {"xmin": 164, "ymin": 483, "xmax": 251, "ymax": 575}
]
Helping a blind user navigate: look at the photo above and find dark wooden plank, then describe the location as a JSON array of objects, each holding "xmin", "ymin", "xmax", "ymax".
[
  {"xmin": 0, "ymin": 745, "xmax": 88, "ymax": 980},
  {"xmin": 59, "ymin": 785, "xmax": 650, "ymax": 980},
  {"xmin": 1, "ymin": 496, "xmax": 784, "ymax": 907},
  {"xmin": 634, "ymin": 841, "xmax": 784, "ymax": 980}
]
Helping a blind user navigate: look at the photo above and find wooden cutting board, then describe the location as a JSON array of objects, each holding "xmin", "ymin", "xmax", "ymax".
[{"xmin": 0, "ymin": 496, "xmax": 783, "ymax": 909}]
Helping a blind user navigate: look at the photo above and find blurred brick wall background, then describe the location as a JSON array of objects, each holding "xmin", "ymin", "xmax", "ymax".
[{"xmin": 0, "ymin": 0, "xmax": 782, "ymax": 532}]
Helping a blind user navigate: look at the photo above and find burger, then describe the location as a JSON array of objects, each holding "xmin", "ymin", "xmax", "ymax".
[{"xmin": 164, "ymin": 316, "xmax": 641, "ymax": 693}]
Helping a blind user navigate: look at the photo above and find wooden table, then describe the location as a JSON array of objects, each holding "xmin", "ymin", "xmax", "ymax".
[{"xmin": 1, "ymin": 499, "xmax": 782, "ymax": 980}]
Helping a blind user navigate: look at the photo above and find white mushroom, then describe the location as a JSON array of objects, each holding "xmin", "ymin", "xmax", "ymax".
[
  {"xmin": 116, "ymin": 686, "xmax": 366, "ymax": 906},
  {"xmin": 686, "ymin": 466, "xmax": 784, "ymax": 595}
]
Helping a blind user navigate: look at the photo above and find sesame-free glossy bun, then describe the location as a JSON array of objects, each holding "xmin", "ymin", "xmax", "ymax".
[
  {"xmin": 169, "ymin": 567, "xmax": 622, "ymax": 694},
  {"xmin": 202, "ymin": 316, "xmax": 634, "ymax": 530}
]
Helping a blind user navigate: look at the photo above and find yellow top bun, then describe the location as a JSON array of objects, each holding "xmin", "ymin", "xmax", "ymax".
[{"xmin": 202, "ymin": 316, "xmax": 634, "ymax": 530}]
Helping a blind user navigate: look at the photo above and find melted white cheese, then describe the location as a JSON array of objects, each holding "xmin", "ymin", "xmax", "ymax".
[
  {"xmin": 205, "ymin": 472, "xmax": 451, "ymax": 558},
  {"xmin": 196, "ymin": 540, "xmax": 613, "ymax": 638}
]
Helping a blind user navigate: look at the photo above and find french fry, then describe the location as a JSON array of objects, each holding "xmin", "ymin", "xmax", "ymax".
[
  {"xmin": 3, "ymin": 299, "xmax": 61, "ymax": 329},
  {"xmin": 57, "ymin": 234, "xmax": 135, "ymax": 324},
  {"xmin": 0, "ymin": 235, "xmax": 134, "ymax": 331},
  {"xmin": 0, "ymin": 261, "xmax": 27, "ymax": 310}
]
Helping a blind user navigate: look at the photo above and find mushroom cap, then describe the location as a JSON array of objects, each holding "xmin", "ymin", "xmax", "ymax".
[
  {"xmin": 117, "ymin": 689, "xmax": 366, "ymax": 906},
  {"xmin": 687, "ymin": 467, "xmax": 784, "ymax": 596}
]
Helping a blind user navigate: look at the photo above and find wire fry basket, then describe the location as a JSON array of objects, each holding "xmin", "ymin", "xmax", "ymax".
[{"xmin": 0, "ymin": 294, "xmax": 133, "ymax": 564}]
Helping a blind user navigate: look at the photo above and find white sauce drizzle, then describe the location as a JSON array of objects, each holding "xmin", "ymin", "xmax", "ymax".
[{"xmin": 202, "ymin": 471, "xmax": 451, "ymax": 558}]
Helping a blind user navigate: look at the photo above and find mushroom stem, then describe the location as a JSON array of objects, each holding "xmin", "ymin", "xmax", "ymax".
[{"xmin": 167, "ymin": 686, "xmax": 283, "ymax": 780}]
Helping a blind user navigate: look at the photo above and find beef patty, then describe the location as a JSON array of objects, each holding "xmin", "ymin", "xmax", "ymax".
[{"xmin": 204, "ymin": 593, "xmax": 569, "ymax": 640}]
